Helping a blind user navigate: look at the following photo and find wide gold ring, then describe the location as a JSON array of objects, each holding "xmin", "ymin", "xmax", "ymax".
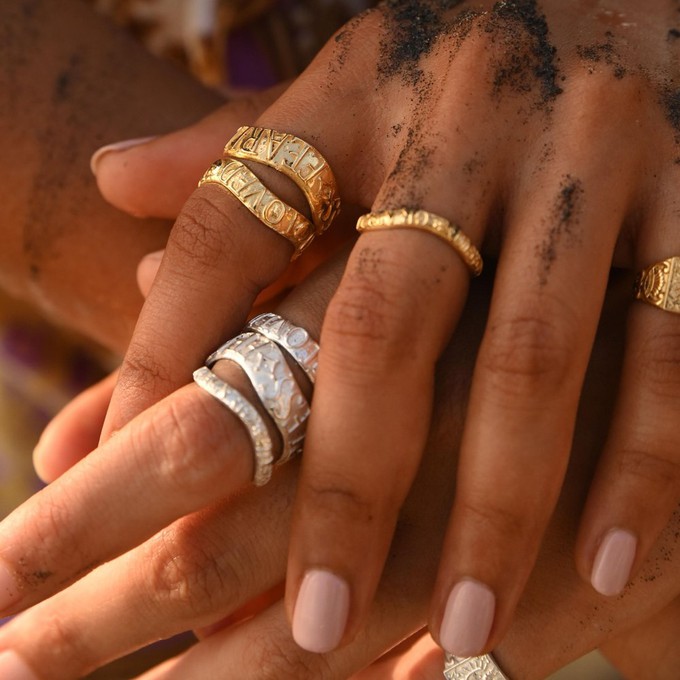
[
  {"xmin": 356, "ymin": 208, "xmax": 483, "ymax": 277},
  {"xmin": 198, "ymin": 158, "xmax": 315, "ymax": 258},
  {"xmin": 225, "ymin": 126, "xmax": 341, "ymax": 235},
  {"xmin": 634, "ymin": 256, "xmax": 680, "ymax": 313}
]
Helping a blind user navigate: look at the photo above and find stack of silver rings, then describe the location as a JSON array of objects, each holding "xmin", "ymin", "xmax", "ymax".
[{"xmin": 193, "ymin": 313, "xmax": 320, "ymax": 486}]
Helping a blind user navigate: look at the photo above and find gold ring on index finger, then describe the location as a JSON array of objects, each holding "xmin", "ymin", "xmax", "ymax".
[
  {"xmin": 225, "ymin": 126, "xmax": 341, "ymax": 235},
  {"xmin": 357, "ymin": 208, "xmax": 483, "ymax": 277}
]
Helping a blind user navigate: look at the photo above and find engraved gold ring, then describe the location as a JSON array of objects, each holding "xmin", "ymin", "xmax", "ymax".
[
  {"xmin": 356, "ymin": 208, "xmax": 483, "ymax": 277},
  {"xmin": 634, "ymin": 256, "xmax": 680, "ymax": 314}
]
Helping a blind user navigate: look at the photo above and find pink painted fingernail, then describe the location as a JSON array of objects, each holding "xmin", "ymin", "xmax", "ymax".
[
  {"xmin": 90, "ymin": 136, "xmax": 157, "ymax": 176},
  {"xmin": 0, "ymin": 651, "xmax": 38, "ymax": 680},
  {"xmin": 0, "ymin": 561, "xmax": 20, "ymax": 612},
  {"xmin": 292, "ymin": 570, "xmax": 350, "ymax": 654},
  {"xmin": 591, "ymin": 528, "xmax": 637, "ymax": 596},
  {"xmin": 440, "ymin": 579, "xmax": 495, "ymax": 657}
]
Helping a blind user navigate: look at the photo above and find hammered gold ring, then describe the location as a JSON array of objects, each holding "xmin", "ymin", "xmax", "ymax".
[
  {"xmin": 356, "ymin": 208, "xmax": 483, "ymax": 277},
  {"xmin": 225, "ymin": 126, "xmax": 341, "ymax": 235},
  {"xmin": 198, "ymin": 158, "xmax": 315, "ymax": 258},
  {"xmin": 634, "ymin": 256, "xmax": 680, "ymax": 314}
]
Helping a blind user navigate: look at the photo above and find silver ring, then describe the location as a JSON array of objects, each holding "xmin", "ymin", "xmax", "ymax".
[
  {"xmin": 193, "ymin": 367, "xmax": 274, "ymax": 487},
  {"xmin": 444, "ymin": 653, "xmax": 510, "ymax": 679},
  {"xmin": 207, "ymin": 332, "xmax": 310, "ymax": 465},
  {"xmin": 247, "ymin": 313, "xmax": 320, "ymax": 384}
]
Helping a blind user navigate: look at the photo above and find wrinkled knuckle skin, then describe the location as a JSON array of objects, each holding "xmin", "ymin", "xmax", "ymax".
[
  {"xmin": 636, "ymin": 330, "xmax": 680, "ymax": 401},
  {"xmin": 479, "ymin": 312, "xmax": 573, "ymax": 398},
  {"xmin": 119, "ymin": 343, "xmax": 175, "ymax": 407},
  {"xmin": 144, "ymin": 392, "xmax": 241, "ymax": 499},
  {"xmin": 171, "ymin": 193, "xmax": 238, "ymax": 270},
  {"xmin": 144, "ymin": 527, "xmax": 235, "ymax": 622},
  {"xmin": 33, "ymin": 613, "xmax": 96, "ymax": 677},
  {"xmin": 304, "ymin": 474, "xmax": 380, "ymax": 527},
  {"xmin": 615, "ymin": 447, "xmax": 680, "ymax": 489},
  {"xmin": 249, "ymin": 626, "xmax": 332, "ymax": 680}
]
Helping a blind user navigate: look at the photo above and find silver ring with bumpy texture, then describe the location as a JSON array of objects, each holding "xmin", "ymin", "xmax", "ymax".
[
  {"xmin": 247, "ymin": 312, "xmax": 320, "ymax": 384},
  {"xmin": 443, "ymin": 653, "xmax": 510, "ymax": 679},
  {"xmin": 208, "ymin": 332, "xmax": 310, "ymax": 465},
  {"xmin": 193, "ymin": 367, "xmax": 274, "ymax": 487}
]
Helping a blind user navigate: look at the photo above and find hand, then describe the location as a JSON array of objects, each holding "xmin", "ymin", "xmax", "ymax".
[
  {"xmin": 2, "ymin": 258, "xmax": 680, "ymax": 679},
  {"xmin": 85, "ymin": 0, "xmax": 680, "ymax": 656}
]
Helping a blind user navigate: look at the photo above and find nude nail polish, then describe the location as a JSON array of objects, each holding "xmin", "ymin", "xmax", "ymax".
[
  {"xmin": 90, "ymin": 136, "xmax": 157, "ymax": 176},
  {"xmin": 292, "ymin": 570, "xmax": 350, "ymax": 654},
  {"xmin": 440, "ymin": 579, "xmax": 495, "ymax": 657},
  {"xmin": 0, "ymin": 651, "xmax": 38, "ymax": 680},
  {"xmin": 591, "ymin": 528, "xmax": 637, "ymax": 596},
  {"xmin": 0, "ymin": 561, "xmax": 20, "ymax": 612}
]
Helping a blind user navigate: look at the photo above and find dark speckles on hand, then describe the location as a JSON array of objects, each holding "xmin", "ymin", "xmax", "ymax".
[
  {"xmin": 576, "ymin": 32, "xmax": 627, "ymax": 80},
  {"xmin": 661, "ymin": 86, "xmax": 680, "ymax": 133},
  {"xmin": 536, "ymin": 174, "xmax": 584, "ymax": 286},
  {"xmin": 668, "ymin": 28, "xmax": 680, "ymax": 41}
]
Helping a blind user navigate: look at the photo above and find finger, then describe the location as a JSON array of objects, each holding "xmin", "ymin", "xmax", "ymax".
[
  {"xmin": 576, "ymin": 279, "xmax": 680, "ymax": 596},
  {"xmin": 433, "ymin": 93, "xmax": 641, "ymax": 656},
  {"xmin": 32, "ymin": 371, "xmax": 118, "ymax": 483},
  {"xmin": 0, "ymin": 378, "xmax": 258, "ymax": 614},
  {"xmin": 92, "ymin": 84, "xmax": 288, "ymax": 219}
]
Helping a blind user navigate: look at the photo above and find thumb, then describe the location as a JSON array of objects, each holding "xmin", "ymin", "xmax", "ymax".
[{"xmin": 90, "ymin": 84, "xmax": 287, "ymax": 219}]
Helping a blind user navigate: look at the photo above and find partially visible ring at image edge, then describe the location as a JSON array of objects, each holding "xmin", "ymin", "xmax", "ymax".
[{"xmin": 444, "ymin": 653, "xmax": 510, "ymax": 679}]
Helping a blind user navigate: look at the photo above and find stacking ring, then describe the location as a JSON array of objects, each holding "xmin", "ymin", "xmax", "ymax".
[
  {"xmin": 193, "ymin": 367, "xmax": 275, "ymax": 486},
  {"xmin": 443, "ymin": 653, "xmax": 510, "ymax": 679},
  {"xmin": 208, "ymin": 332, "xmax": 310, "ymax": 465},
  {"xmin": 225, "ymin": 126, "xmax": 341, "ymax": 235},
  {"xmin": 198, "ymin": 158, "xmax": 315, "ymax": 258},
  {"xmin": 356, "ymin": 208, "xmax": 483, "ymax": 277},
  {"xmin": 634, "ymin": 256, "xmax": 680, "ymax": 314}
]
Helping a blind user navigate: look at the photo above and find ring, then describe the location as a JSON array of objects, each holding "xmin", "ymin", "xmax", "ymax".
[
  {"xmin": 634, "ymin": 256, "xmax": 680, "ymax": 313},
  {"xmin": 443, "ymin": 653, "xmax": 510, "ymax": 679},
  {"xmin": 225, "ymin": 126, "xmax": 341, "ymax": 235},
  {"xmin": 356, "ymin": 208, "xmax": 483, "ymax": 277},
  {"xmin": 198, "ymin": 158, "xmax": 315, "ymax": 258},
  {"xmin": 193, "ymin": 367, "xmax": 274, "ymax": 486},
  {"xmin": 247, "ymin": 313, "xmax": 320, "ymax": 384},
  {"xmin": 208, "ymin": 332, "xmax": 310, "ymax": 465}
]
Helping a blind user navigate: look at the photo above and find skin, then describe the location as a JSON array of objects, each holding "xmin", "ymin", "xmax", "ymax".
[
  {"xmin": 0, "ymin": 0, "xmax": 678, "ymax": 676},
  {"xmin": 75, "ymin": 0, "xmax": 680, "ymax": 658}
]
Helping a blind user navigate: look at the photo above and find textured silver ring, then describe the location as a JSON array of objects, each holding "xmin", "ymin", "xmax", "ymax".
[
  {"xmin": 208, "ymin": 332, "xmax": 310, "ymax": 465},
  {"xmin": 444, "ymin": 653, "xmax": 510, "ymax": 679},
  {"xmin": 193, "ymin": 367, "xmax": 274, "ymax": 486},
  {"xmin": 247, "ymin": 313, "xmax": 320, "ymax": 384}
]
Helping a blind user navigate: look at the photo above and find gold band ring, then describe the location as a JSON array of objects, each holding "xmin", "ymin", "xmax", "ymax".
[
  {"xmin": 356, "ymin": 208, "xmax": 483, "ymax": 277},
  {"xmin": 198, "ymin": 158, "xmax": 315, "ymax": 258},
  {"xmin": 225, "ymin": 126, "xmax": 341, "ymax": 235},
  {"xmin": 634, "ymin": 256, "xmax": 680, "ymax": 313}
]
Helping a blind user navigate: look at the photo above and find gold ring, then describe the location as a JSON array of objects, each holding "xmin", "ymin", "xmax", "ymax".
[
  {"xmin": 356, "ymin": 208, "xmax": 483, "ymax": 277},
  {"xmin": 198, "ymin": 158, "xmax": 315, "ymax": 258},
  {"xmin": 634, "ymin": 256, "xmax": 680, "ymax": 313},
  {"xmin": 225, "ymin": 126, "xmax": 341, "ymax": 235}
]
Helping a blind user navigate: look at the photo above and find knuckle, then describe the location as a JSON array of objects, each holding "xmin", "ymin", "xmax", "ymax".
[
  {"xmin": 34, "ymin": 612, "xmax": 94, "ymax": 673},
  {"xmin": 458, "ymin": 495, "xmax": 537, "ymax": 548},
  {"xmin": 615, "ymin": 446, "xmax": 680, "ymax": 489},
  {"xmin": 143, "ymin": 391, "xmax": 240, "ymax": 498},
  {"xmin": 144, "ymin": 526, "xmax": 234, "ymax": 620},
  {"xmin": 636, "ymin": 330, "xmax": 680, "ymax": 401},
  {"xmin": 479, "ymin": 309, "xmax": 574, "ymax": 398},
  {"xmin": 120, "ymin": 342, "xmax": 174, "ymax": 402}
]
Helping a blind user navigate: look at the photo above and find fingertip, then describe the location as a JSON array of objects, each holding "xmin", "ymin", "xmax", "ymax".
[
  {"xmin": 590, "ymin": 528, "xmax": 637, "ymax": 597},
  {"xmin": 137, "ymin": 250, "xmax": 165, "ymax": 298},
  {"xmin": 90, "ymin": 137, "xmax": 158, "ymax": 177}
]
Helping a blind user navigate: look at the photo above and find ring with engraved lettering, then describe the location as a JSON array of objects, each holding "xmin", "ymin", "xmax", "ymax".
[
  {"xmin": 208, "ymin": 332, "xmax": 311, "ymax": 465},
  {"xmin": 356, "ymin": 209, "xmax": 483, "ymax": 277},
  {"xmin": 225, "ymin": 126, "xmax": 341, "ymax": 235},
  {"xmin": 198, "ymin": 158, "xmax": 315, "ymax": 258},
  {"xmin": 193, "ymin": 367, "xmax": 274, "ymax": 487},
  {"xmin": 247, "ymin": 313, "xmax": 320, "ymax": 384},
  {"xmin": 634, "ymin": 256, "xmax": 680, "ymax": 314},
  {"xmin": 443, "ymin": 653, "xmax": 510, "ymax": 680}
]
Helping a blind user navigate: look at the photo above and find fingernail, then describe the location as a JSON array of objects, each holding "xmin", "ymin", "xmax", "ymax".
[
  {"xmin": 591, "ymin": 528, "xmax": 637, "ymax": 596},
  {"xmin": 137, "ymin": 250, "xmax": 165, "ymax": 298},
  {"xmin": 0, "ymin": 651, "xmax": 38, "ymax": 680},
  {"xmin": 90, "ymin": 136, "xmax": 157, "ymax": 176},
  {"xmin": 292, "ymin": 569, "xmax": 350, "ymax": 654},
  {"xmin": 440, "ymin": 579, "xmax": 495, "ymax": 657},
  {"xmin": 0, "ymin": 561, "xmax": 20, "ymax": 612}
]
